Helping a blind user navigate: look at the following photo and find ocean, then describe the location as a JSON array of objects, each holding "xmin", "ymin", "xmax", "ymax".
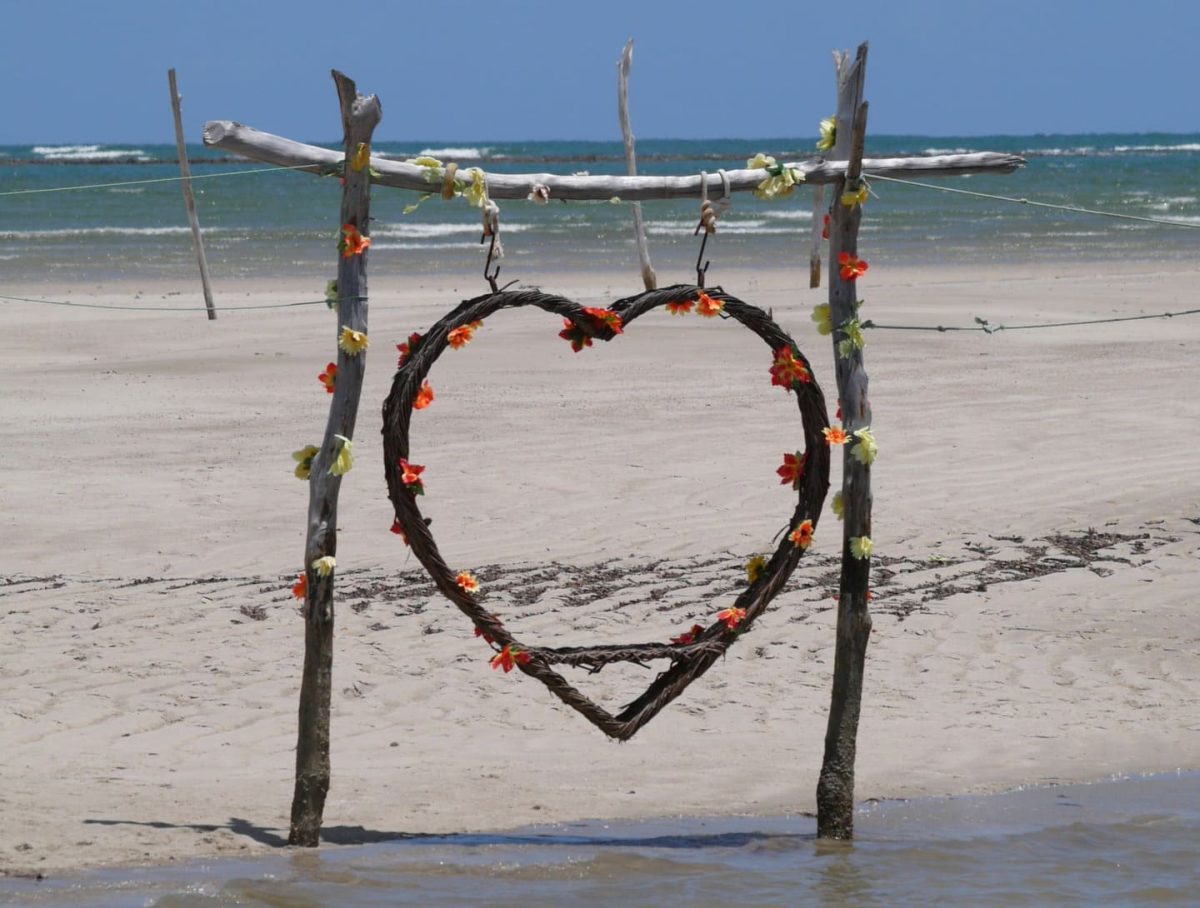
[
  {"xmin": 1, "ymin": 134, "xmax": 1198, "ymax": 289},
  {"xmin": 2, "ymin": 773, "xmax": 1197, "ymax": 906}
]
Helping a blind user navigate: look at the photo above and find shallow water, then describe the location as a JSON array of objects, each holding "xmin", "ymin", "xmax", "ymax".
[
  {"xmin": 4, "ymin": 773, "xmax": 1197, "ymax": 907},
  {"xmin": 2, "ymin": 134, "xmax": 1198, "ymax": 285}
]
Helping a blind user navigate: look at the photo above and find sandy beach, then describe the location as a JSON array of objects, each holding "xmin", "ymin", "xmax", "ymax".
[{"xmin": 2, "ymin": 261, "xmax": 1198, "ymax": 878}]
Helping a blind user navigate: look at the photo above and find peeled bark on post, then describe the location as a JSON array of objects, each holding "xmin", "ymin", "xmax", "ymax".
[
  {"xmin": 816, "ymin": 42, "xmax": 874, "ymax": 840},
  {"xmin": 288, "ymin": 70, "xmax": 381, "ymax": 848},
  {"xmin": 617, "ymin": 39, "xmax": 656, "ymax": 290}
]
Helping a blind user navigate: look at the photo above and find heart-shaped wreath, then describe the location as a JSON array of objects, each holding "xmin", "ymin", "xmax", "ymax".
[{"xmin": 382, "ymin": 285, "xmax": 830, "ymax": 740}]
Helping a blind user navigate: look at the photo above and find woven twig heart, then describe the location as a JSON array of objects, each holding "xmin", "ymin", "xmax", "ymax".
[{"xmin": 382, "ymin": 285, "xmax": 830, "ymax": 740}]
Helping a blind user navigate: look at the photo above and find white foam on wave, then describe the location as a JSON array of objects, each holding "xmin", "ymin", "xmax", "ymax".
[
  {"xmin": 645, "ymin": 219, "xmax": 799, "ymax": 236},
  {"xmin": 0, "ymin": 226, "xmax": 217, "ymax": 239},
  {"xmin": 1113, "ymin": 143, "xmax": 1200, "ymax": 153},
  {"xmin": 373, "ymin": 222, "xmax": 532, "ymax": 239},
  {"xmin": 923, "ymin": 146, "xmax": 973, "ymax": 155},
  {"xmin": 417, "ymin": 146, "xmax": 489, "ymax": 160},
  {"xmin": 760, "ymin": 209, "xmax": 813, "ymax": 221},
  {"xmin": 32, "ymin": 144, "xmax": 151, "ymax": 162},
  {"xmin": 369, "ymin": 241, "xmax": 475, "ymax": 251}
]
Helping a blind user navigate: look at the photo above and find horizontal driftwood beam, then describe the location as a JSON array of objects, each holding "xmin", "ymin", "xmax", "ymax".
[{"xmin": 203, "ymin": 120, "xmax": 1025, "ymax": 202}]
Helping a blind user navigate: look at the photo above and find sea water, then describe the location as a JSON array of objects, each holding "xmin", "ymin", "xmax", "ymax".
[
  {"xmin": 1, "ymin": 135, "xmax": 1198, "ymax": 287},
  {"xmin": 2, "ymin": 773, "xmax": 1197, "ymax": 907}
]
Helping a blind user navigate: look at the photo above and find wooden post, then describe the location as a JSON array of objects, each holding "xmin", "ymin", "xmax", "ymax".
[
  {"xmin": 288, "ymin": 70, "xmax": 381, "ymax": 848},
  {"xmin": 167, "ymin": 69, "xmax": 216, "ymax": 321},
  {"xmin": 618, "ymin": 39, "xmax": 656, "ymax": 290},
  {"xmin": 816, "ymin": 42, "xmax": 874, "ymax": 840}
]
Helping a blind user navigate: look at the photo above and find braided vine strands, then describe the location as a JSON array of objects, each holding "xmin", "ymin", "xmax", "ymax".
[{"xmin": 382, "ymin": 285, "xmax": 830, "ymax": 741}]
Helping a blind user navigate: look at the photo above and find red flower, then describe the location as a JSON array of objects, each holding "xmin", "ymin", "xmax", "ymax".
[
  {"xmin": 670, "ymin": 623, "xmax": 706, "ymax": 646},
  {"xmin": 490, "ymin": 645, "xmax": 531, "ymax": 673},
  {"xmin": 716, "ymin": 607, "xmax": 747, "ymax": 630},
  {"xmin": 584, "ymin": 307, "xmax": 623, "ymax": 335},
  {"xmin": 399, "ymin": 458, "xmax": 425, "ymax": 494},
  {"xmin": 769, "ymin": 347, "xmax": 811, "ymax": 389},
  {"xmin": 695, "ymin": 292, "xmax": 725, "ymax": 318},
  {"xmin": 838, "ymin": 251, "xmax": 868, "ymax": 281},
  {"xmin": 389, "ymin": 518, "xmax": 409, "ymax": 545},
  {"xmin": 397, "ymin": 332, "xmax": 422, "ymax": 367},
  {"xmin": 339, "ymin": 223, "xmax": 371, "ymax": 258},
  {"xmin": 821, "ymin": 213, "xmax": 830, "ymax": 240},
  {"xmin": 559, "ymin": 319, "xmax": 592, "ymax": 352},
  {"xmin": 777, "ymin": 451, "xmax": 806, "ymax": 489},
  {"xmin": 318, "ymin": 362, "xmax": 337, "ymax": 394},
  {"xmin": 474, "ymin": 615, "xmax": 498, "ymax": 645},
  {"xmin": 291, "ymin": 572, "xmax": 307, "ymax": 599},
  {"xmin": 789, "ymin": 519, "xmax": 815, "ymax": 550},
  {"xmin": 665, "ymin": 299, "xmax": 694, "ymax": 315},
  {"xmin": 414, "ymin": 380, "xmax": 435, "ymax": 410}
]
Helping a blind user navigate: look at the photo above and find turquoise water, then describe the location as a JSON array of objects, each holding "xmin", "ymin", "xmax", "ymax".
[
  {"xmin": 2, "ymin": 773, "xmax": 1197, "ymax": 906},
  {"xmin": 1, "ymin": 134, "xmax": 1198, "ymax": 284}
]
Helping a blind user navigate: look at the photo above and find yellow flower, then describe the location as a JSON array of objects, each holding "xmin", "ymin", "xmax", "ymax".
[
  {"xmin": 312, "ymin": 555, "xmax": 336, "ymax": 576},
  {"xmin": 292, "ymin": 445, "xmax": 320, "ymax": 480},
  {"xmin": 831, "ymin": 491, "xmax": 844, "ymax": 520},
  {"xmin": 408, "ymin": 156, "xmax": 444, "ymax": 184},
  {"xmin": 329, "ymin": 435, "xmax": 354, "ymax": 476},
  {"xmin": 350, "ymin": 142, "xmax": 370, "ymax": 173},
  {"xmin": 338, "ymin": 326, "xmax": 369, "ymax": 356},
  {"xmin": 745, "ymin": 554, "xmax": 767, "ymax": 585},
  {"xmin": 746, "ymin": 152, "xmax": 777, "ymax": 170},
  {"xmin": 747, "ymin": 152, "xmax": 803, "ymax": 200},
  {"xmin": 841, "ymin": 183, "xmax": 868, "ymax": 208},
  {"xmin": 817, "ymin": 116, "xmax": 837, "ymax": 151},
  {"xmin": 463, "ymin": 167, "xmax": 488, "ymax": 208},
  {"xmin": 811, "ymin": 303, "xmax": 832, "ymax": 336},
  {"xmin": 851, "ymin": 427, "xmax": 877, "ymax": 465},
  {"xmin": 850, "ymin": 536, "xmax": 873, "ymax": 560}
]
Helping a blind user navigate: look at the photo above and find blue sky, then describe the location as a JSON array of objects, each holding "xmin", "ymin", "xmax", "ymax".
[{"xmin": 2, "ymin": 0, "xmax": 1197, "ymax": 143}]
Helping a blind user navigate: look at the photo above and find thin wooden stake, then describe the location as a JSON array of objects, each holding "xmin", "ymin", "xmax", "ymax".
[
  {"xmin": 816, "ymin": 41, "xmax": 874, "ymax": 840},
  {"xmin": 618, "ymin": 39, "xmax": 656, "ymax": 290},
  {"xmin": 167, "ymin": 69, "xmax": 216, "ymax": 321},
  {"xmin": 288, "ymin": 70, "xmax": 381, "ymax": 848},
  {"xmin": 809, "ymin": 184, "xmax": 825, "ymax": 288}
]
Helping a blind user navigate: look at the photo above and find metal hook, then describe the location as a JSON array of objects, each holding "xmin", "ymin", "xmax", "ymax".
[
  {"xmin": 693, "ymin": 171, "xmax": 713, "ymax": 288},
  {"xmin": 481, "ymin": 231, "xmax": 501, "ymax": 293}
]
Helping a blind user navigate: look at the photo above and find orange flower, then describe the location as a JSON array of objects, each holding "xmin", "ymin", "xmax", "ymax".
[
  {"xmin": 670, "ymin": 623, "xmax": 706, "ymax": 645},
  {"xmin": 339, "ymin": 223, "xmax": 371, "ymax": 258},
  {"xmin": 695, "ymin": 292, "xmax": 724, "ymax": 318},
  {"xmin": 769, "ymin": 347, "xmax": 811, "ymax": 389},
  {"xmin": 448, "ymin": 320, "xmax": 483, "ymax": 349},
  {"xmin": 399, "ymin": 458, "xmax": 425, "ymax": 494},
  {"xmin": 290, "ymin": 572, "xmax": 307, "ymax": 599},
  {"xmin": 318, "ymin": 362, "xmax": 337, "ymax": 394},
  {"xmin": 665, "ymin": 299, "xmax": 694, "ymax": 315},
  {"xmin": 396, "ymin": 332, "xmax": 422, "ymax": 367},
  {"xmin": 389, "ymin": 518, "xmax": 409, "ymax": 545},
  {"xmin": 584, "ymin": 307, "xmax": 623, "ymax": 335},
  {"xmin": 455, "ymin": 570, "xmax": 480, "ymax": 594},
  {"xmin": 823, "ymin": 426, "xmax": 849, "ymax": 446},
  {"xmin": 490, "ymin": 645, "xmax": 531, "ymax": 673},
  {"xmin": 716, "ymin": 607, "xmax": 747, "ymax": 630},
  {"xmin": 789, "ymin": 519, "xmax": 815, "ymax": 550},
  {"xmin": 414, "ymin": 380, "xmax": 435, "ymax": 410},
  {"xmin": 838, "ymin": 251, "xmax": 868, "ymax": 281},
  {"xmin": 821, "ymin": 213, "xmax": 830, "ymax": 240},
  {"xmin": 777, "ymin": 451, "xmax": 806, "ymax": 489}
]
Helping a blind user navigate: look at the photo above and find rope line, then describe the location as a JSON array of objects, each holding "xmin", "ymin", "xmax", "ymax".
[
  {"xmin": 0, "ymin": 292, "xmax": 330, "ymax": 312},
  {"xmin": 862, "ymin": 307, "xmax": 1200, "ymax": 334},
  {"xmin": 0, "ymin": 164, "xmax": 324, "ymax": 197},
  {"xmin": 866, "ymin": 173, "xmax": 1200, "ymax": 230}
]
